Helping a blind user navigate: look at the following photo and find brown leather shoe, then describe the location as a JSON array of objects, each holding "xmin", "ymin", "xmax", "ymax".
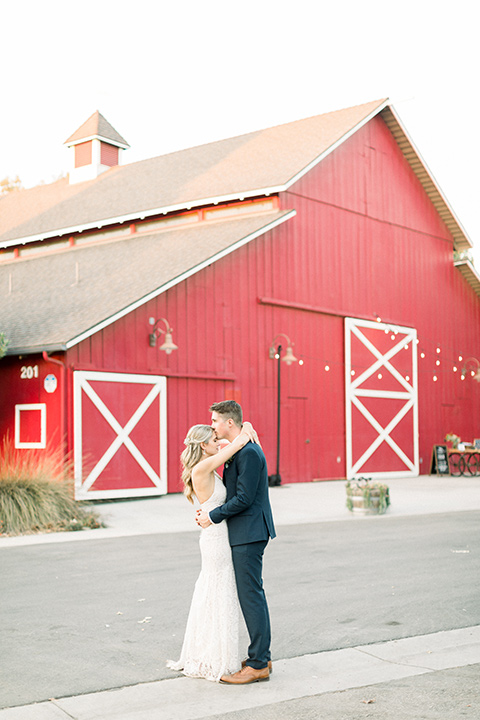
[
  {"xmin": 242, "ymin": 659, "xmax": 273, "ymax": 674},
  {"xmin": 220, "ymin": 665, "xmax": 270, "ymax": 684}
]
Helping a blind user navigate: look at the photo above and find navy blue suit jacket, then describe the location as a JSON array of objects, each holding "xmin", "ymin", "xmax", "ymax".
[{"xmin": 209, "ymin": 441, "xmax": 276, "ymax": 546}]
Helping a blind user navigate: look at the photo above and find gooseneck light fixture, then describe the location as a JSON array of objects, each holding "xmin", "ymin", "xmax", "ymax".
[
  {"xmin": 268, "ymin": 334, "xmax": 298, "ymax": 486},
  {"xmin": 148, "ymin": 317, "xmax": 178, "ymax": 354},
  {"xmin": 268, "ymin": 333, "xmax": 298, "ymax": 365}
]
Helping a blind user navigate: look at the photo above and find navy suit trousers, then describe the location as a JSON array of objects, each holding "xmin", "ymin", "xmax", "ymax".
[{"xmin": 231, "ymin": 539, "xmax": 271, "ymax": 669}]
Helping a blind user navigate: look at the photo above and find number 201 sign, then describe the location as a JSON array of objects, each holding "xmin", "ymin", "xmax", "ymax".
[{"xmin": 20, "ymin": 365, "xmax": 39, "ymax": 379}]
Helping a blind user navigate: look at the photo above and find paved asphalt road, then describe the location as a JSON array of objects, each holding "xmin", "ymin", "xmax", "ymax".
[{"xmin": 1, "ymin": 509, "xmax": 478, "ymax": 710}]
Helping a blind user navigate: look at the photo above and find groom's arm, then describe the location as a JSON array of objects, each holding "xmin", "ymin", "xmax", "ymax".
[{"xmin": 208, "ymin": 446, "xmax": 262, "ymax": 524}]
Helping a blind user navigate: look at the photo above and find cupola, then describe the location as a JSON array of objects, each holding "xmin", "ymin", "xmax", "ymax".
[{"xmin": 64, "ymin": 111, "xmax": 130, "ymax": 184}]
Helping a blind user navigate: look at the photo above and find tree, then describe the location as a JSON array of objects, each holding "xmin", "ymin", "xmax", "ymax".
[{"xmin": 0, "ymin": 176, "xmax": 23, "ymax": 194}]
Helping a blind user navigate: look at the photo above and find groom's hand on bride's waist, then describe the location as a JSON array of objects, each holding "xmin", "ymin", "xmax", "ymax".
[{"xmin": 196, "ymin": 509, "xmax": 212, "ymax": 528}]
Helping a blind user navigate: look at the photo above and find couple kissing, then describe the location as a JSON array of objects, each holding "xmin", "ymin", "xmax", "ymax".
[{"xmin": 167, "ymin": 400, "xmax": 276, "ymax": 684}]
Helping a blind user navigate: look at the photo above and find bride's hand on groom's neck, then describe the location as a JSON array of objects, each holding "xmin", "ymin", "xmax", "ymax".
[{"xmin": 241, "ymin": 422, "xmax": 262, "ymax": 448}]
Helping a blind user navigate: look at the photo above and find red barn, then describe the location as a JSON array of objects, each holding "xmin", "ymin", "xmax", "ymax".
[{"xmin": 1, "ymin": 100, "xmax": 479, "ymax": 498}]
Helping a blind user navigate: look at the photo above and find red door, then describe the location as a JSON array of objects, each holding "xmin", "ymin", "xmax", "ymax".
[{"xmin": 73, "ymin": 371, "xmax": 167, "ymax": 499}]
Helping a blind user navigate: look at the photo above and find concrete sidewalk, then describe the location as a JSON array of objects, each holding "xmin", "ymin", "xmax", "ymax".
[
  {"xmin": 1, "ymin": 626, "xmax": 479, "ymax": 719},
  {"xmin": 1, "ymin": 474, "xmax": 479, "ymax": 719}
]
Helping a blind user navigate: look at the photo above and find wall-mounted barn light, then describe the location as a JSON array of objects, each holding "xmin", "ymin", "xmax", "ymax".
[
  {"xmin": 148, "ymin": 317, "xmax": 178, "ymax": 354},
  {"xmin": 268, "ymin": 333, "xmax": 298, "ymax": 365}
]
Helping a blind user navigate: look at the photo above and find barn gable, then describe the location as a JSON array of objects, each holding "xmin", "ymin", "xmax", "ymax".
[{"xmin": 286, "ymin": 114, "xmax": 452, "ymax": 242}]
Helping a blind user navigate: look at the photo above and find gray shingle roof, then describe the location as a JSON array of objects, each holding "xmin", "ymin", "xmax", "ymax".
[
  {"xmin": 0, "ymin": 100, "xmax": 386, "ymax": 246},
  {"xmin": 1, "ymin": 209, "xmax": 293, "ymax": 353}
]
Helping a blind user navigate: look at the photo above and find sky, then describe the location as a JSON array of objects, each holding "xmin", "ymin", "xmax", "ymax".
[{"xmin": 2, "ymin": 0, "xmax": 479, "ymax": 261}]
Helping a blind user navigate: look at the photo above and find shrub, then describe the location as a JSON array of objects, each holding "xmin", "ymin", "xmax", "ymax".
[
  {"xmin": 0, "ymin": 437, "xmax": 103, "ymax": 536},
  {"xmin": 0, "ymin": 332, "xmax": 8, "ymax": 358}
]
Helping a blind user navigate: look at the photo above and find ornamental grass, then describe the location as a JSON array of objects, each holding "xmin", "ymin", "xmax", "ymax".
[{"xmin": 0, "ymin": 436, "xmax": 103, "ymax": 536}]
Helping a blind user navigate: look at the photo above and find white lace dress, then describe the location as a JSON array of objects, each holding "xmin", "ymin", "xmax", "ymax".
[{"xmin": 167, "ymin": 474, "xmax": 242, "ymax": 682}]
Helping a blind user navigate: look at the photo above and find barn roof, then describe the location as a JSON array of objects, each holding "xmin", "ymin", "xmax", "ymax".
[
  {"xmin": 1, "ymin": 208, "xmax": 294, "ymax": 353},
  {"xmin": 1, "ymin": 98, "xmax": 471, "ymax": 252},
  {"xmin": 1, "ymin": 98, "xmax": 475, "ymax": 354}
]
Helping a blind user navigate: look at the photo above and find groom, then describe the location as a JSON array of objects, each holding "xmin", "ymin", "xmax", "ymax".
[{"xmin": 196, "ymin": 400, "xmax": 276, "ymax": 684}]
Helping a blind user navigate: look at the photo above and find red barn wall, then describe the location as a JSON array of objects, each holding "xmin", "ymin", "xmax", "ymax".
[
  {"xmin": 0, "ymin": 355, "xmax": 65, "ymax": 453},
  {"xmin": 279, "ymin": 115, "xmax": 480, "ymax": 475},
  {"xmin": 66, "ymin": 115, "xmax": 480, "ymax": 492}
]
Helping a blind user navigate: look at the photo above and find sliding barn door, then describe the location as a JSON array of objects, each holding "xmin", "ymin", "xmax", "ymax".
[
  {"xmin": 74, "ymin": 371, "xmax": 167, "ymax": 499},
  {"xmin": 345, "ymin": 318, "xmax": 419, "ymax": 479}
]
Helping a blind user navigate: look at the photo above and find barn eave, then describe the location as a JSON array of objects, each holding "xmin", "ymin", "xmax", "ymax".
[
  {"xmin": 454, "ymin": 259, "xmax": 480, "ymax": 297},
  {"xmin": 381, "ymin": 105, "xmax": 472, "ymax": 252}
]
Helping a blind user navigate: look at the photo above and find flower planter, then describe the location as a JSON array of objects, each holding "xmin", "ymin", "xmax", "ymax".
[{"xmin": 346, "ymin": 478, "xmax": 390, "ymax": 515}]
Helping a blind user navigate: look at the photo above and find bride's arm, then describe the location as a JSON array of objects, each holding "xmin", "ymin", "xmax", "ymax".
[
  {"xmin": 191, "ymin": 429, "xmax": 251, "ymax": 503},
  {"xmin": 192, "ymin": 422, "xmax": 259, "ymax": 482},
  {"xmin": 194, "ymin": 422, "xmax": 260, "ymax": 523}
]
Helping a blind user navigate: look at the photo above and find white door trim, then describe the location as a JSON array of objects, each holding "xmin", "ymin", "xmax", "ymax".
[
  {"xmin": 14, "ymin": 403, "xmax": 47, "ymax": 449},
  {"xmin": 345, "ymin": 318, "xmax": 419, "ymax": 479}
]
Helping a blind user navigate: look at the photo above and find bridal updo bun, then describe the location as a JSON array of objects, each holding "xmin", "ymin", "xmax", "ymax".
[{"xmin": 180, "ymin": 425, "xmax": 214, "ymax": 503}]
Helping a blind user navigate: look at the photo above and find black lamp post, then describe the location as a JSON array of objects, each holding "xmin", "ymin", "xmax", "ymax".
[{"xmin": 268, "ymin": 334, "xmax": 298, "ymax": 486}]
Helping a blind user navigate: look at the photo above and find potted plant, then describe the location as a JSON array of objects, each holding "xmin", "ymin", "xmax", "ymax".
[
  {"xmin": 445, "ymin": 433, "xmax": 460, "ymax": 449},
  {"xmin": 346, "ymin": 476, "xmax": 390, "ymax": 515}
]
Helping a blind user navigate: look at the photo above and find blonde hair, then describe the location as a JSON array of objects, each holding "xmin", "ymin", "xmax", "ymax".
[{"xmin": 180, "ymin": 424, "xmax": 214, "ymax": 503}]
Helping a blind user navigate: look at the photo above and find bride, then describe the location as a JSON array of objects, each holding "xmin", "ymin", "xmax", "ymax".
[{"xmin": 167, "ymin": 421, "xmax": 259, "ymax": 682}]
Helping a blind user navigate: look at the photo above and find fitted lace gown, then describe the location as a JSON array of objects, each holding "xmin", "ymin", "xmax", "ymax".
[{"xmin": 167, "ymin": 474, "xmax": 242, "ymax": 681}]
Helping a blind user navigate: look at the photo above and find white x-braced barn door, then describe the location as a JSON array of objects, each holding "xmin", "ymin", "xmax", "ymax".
[
  {"xmin": 345, "ymin": 318, "xmax": 419, "ymax": 479},
  {"xmin": 74, "ymin": 371, "xmax": 167, "ymax": 499}
]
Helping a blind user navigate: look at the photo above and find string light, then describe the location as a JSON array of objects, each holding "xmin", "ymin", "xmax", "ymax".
[{"xmin": 291, "ymin": 340, "xmax": 477, "ymax": 384}]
